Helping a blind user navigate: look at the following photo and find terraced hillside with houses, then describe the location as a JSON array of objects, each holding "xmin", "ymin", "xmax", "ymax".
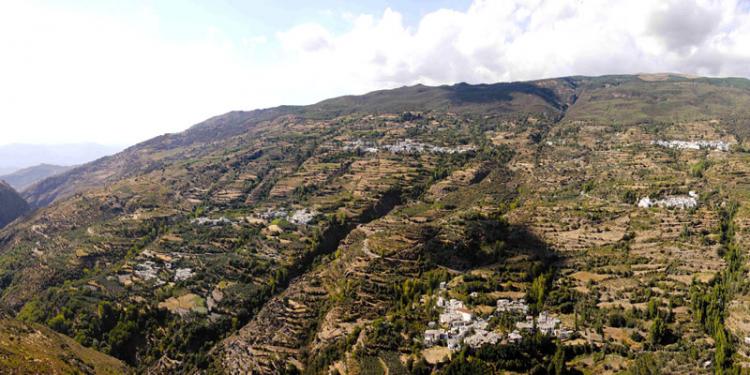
[{"xmin": 3, "ymin": 74, "xmax": 750, "ymax": 374}]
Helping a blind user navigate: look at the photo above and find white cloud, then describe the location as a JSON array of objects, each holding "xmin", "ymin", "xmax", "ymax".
[
  {"xmin": 1, "ymin": 0, "xmax": 750, "ymax": 146},
  {"xmin": 277, "ymin": 23, "xmax": 333, "ymax": 53},
  {"xmin": 269, "ymin": 0, "xmax": 750, "ymax": 90},
  {"xmin": 647, "ymin": 0, "xmax": 723, "ymax": 52}
]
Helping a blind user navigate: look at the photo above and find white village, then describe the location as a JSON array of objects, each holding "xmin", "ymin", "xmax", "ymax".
[
  {"xmin": 652, "ymin": 139, "xmax": 732, "ymax": 152},
  {"xmin": 422, "ymin": 282, "xmax": 575, "ymax": 352},
  {"xmin": 343, "ymin": 138, "xmax": 476, "ymax": 155},
  {"xmin": 637, "ymin": 191, "xmax": 699, "ymax": 210}
]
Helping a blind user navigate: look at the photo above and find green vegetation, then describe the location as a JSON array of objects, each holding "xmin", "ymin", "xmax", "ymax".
[
  {"xmin": 0, "ymin": 318, "xmax": 128, "ymax": 374},
  {"xmin": 690, "ymin": 202, "xmax": 745, "ymax": 374},
  {"xmin": 690, "ymin": 158, "xmax": 710, "ymax": 178},
  {"xmin": 2, "ymin": 74, "xmax": 750, "ymax": 373}
]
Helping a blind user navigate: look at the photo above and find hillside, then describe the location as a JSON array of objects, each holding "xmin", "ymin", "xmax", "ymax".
[
  {"xmin": 2, "ymin": 74, "xmax": 750, "ymax": 374},
  {"xmin": 0, "ymin": 164, "xmax": 72, "ymax": 191},
  {"xmin": 0, "ymin": 316, "xmax": 129, "ymax": 374},
  {"xmin": 20, "ymin": 79, "xmax": 572, "ymax": 209},
  {"xmin": 0, "ymin": 181, "xmax": 29, "ymax": 229}
]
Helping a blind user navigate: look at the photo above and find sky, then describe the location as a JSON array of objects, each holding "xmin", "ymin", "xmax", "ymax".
[{"xmin": 2, "ymin": 0, "xmax": 750, "ymax": 147}]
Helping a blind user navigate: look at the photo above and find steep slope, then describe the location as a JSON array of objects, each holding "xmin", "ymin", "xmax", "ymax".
[
  {"xmin": 21, "ymin": 79, "xmax": 572, "ymax": 209},
  {"xmin": 0, "ymin": 164, "xmax": 72, "ymax": 191},
  {"xmin": 0, "ymin": 317, "xmax": 129, "ymax": 374},
  {"xmin": 2, "ymin": 74, "xmax": 750, "ymax": 374},
  {"xmin": 213, "ymin": 74, "xmax": 750, "ymax": 375},
  {"xmin": 216, "ymin": 160, "xmax": 528, "ymax": 374},
  {"xmin": 565, "ymin": 74, "xmax": 750, "ymax": 128},
  {"xmin": 0, "ymin": 181, "xmax": 29, "ymax": 228},
  {"xmin": 0, "ymin": 78, "xmax": 559, "ymax": 372}
]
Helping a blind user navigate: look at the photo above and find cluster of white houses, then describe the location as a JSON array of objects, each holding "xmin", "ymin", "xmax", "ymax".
[
  {"xmin": 514, "ymin": 311, "xmax": 573, "ymax": 339},
  {"xmin": 652, "ymin": 140, "xmax": 732, "ymax": 152},
  {"xmin": 258, "ymin": 207, "xmax": 318, "ymax": 225},
  {"xmin": 496, "ymin": 298, "xmax": 529, "ymax": 314},
  {"xmin": 288, "ymin": 208, "xmax": 318, "ymax": 225},
  {"xmin": 191, "ymin": 206, "xmax": 319, "ymax": 228},
  {"xmin": 424, "ymin": 296, "xmax": 501, "ymax": 350},
  {"xmin": 191, "ymin": 216, "xmax": 233, "ymax": 226},
  {"xmin": 638, "ymin": 191, "xmax": 699, "ymax": 210},
  {"xmin": 423, "ymin": 285, "xmax": 574, "ymax": 351},
  {"xmin": 116, "ymin": 254, "xmax": 196, "ymax": 288},
  {"xmin": 343, "ymin": 139, "xmax": 475, "ymax": 155}
]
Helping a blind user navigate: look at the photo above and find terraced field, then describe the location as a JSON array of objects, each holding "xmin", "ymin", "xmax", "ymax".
[{"xmin": 2, "ymin": 74, "xmax": 750, "ymax": 374}]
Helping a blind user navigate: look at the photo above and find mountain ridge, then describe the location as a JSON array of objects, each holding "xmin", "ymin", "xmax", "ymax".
[
  {"xmin": 0, "ymin": 181, "xmax": 28, "ymax": 229},
  {"xmin": 23, "ymin": 73, "xmax": 750, "ymax": 209},
  {"xmin": 0, "ymin": 163, "xmax": 72, "ymax": 191},
  {"xmin": 3, "ymin": 73, "xmax": 750, "ymax": 373}
]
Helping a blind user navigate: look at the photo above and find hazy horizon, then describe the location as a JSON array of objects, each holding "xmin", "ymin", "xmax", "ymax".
[{"xmin": 0, "ymin": 143, "xmax": 125, "ymax": 171}]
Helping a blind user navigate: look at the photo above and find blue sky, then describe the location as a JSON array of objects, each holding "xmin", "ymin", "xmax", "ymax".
[
  {"xmin": 1, "ymin": 0, "xmax": 750, "ymax": 146},
  {"xmin": 40, "ymin": 0, "xmax": 474, "ymax": 63},
  {"xmin": 139, "ymin": 1, "xmax": 474, "ymax": 34}
]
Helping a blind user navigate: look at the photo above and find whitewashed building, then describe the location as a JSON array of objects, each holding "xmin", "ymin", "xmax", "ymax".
[{"xmin": 424, "ymin": 329, "xmax": 447, "ymax": 347}]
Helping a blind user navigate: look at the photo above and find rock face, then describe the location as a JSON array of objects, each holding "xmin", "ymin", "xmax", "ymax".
[{"xmin": 0, "ymin": 180, "xmax": 29, "ymax": 228}]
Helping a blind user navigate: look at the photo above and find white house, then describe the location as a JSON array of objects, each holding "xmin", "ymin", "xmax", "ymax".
[
  {"xmin": 537, "ymin": 312, "xmax": 561, "ymax": 335},
  {"xmin": 456, "ymin": 308, "xmax": 473, "ymax": 322},
  {"xmin": 424, "ymin": 329, "xmax": 447, "ymax": 347},
  {"xmin": 508, "ymin": 330, "xmax": 523, "ymax": 343},
  {"xmin": 638, "ymin": 197, "xmax": 653, "ymax": 208},
  {"xmin": 446, "ymin": 299, "xmax": 465, "ymax": 310},
  {"xmin": 555, "ymin": 329, "xmax": 574, "ymax": 340},
  {"xmin": 496, "ymin": 298, "xmax": 529, "ymax": 314},
  {"xmin": 440, "ymin": 312, "xmax": 463, "ymax": 325},
  {"xmin": 516, "ymin": 316, "xmax": 534, "ymax": 331},
  {"xmin": 464, "ymin": 329, "xmax": 502, "ymax": 348}
]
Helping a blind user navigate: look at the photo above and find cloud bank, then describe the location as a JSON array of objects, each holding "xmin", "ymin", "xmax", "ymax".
[
  {"xmin": 283, "ymin": 0, "xmax": 750, "ymax": 89},
  {"xmin": 1, "ymin": 0, "xmax": 750, "ymax": 145}
]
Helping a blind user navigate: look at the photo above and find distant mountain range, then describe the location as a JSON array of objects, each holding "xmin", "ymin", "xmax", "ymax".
[
  {"xmin": 0, "ymin": 143, "xmax": 123, "ymax": 172},
  {"xmin": 0, "ymin": 164, "xmax": 72, "ymax": 191}
]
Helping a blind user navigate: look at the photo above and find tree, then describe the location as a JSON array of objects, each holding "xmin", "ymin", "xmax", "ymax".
[
  {"xmin": 628, "ymin": 353, "xmax": 661, "ymax": 375},
  {"xmin": 549, "ymin": 344, "xmax": 566, "ymax": 375},
  {"xmin": 441, "ymin": 352, "xmax": 492, "ymax": 375},
  {"xmin": 335, "ymin": 210, "xmax": 347, "ymax": 225},
  {"xmin": 647, "ymin": 298, "xmax": 659, "ymax": 319},
  {"xmin": 648, "ymin": 316, "xmax": 666, "ymax": 346},
  {"xmin": 108, "ymin": 320, "xmax": 137, "ymax": 360},
  {"xmin": 690, "ymin": 159, "xmax": 709, "ymax": 178},
  {"xmin": 47, "ymin": 313, "xmax": 69, "ymax": 334},
  {"xmin": 97, "ymin": 301, "xmax": 117, "ymax": 333},
  {"xmin": 622, "ymin": 190, "xmax": 637, "ymax": 204},
  {"xmin": 528, "ymin": 273, "xmax": 550, "ymax": 311},
  {"xmin": 714, "ymin": 326, "xmax": 731, "ymax": 372}
]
